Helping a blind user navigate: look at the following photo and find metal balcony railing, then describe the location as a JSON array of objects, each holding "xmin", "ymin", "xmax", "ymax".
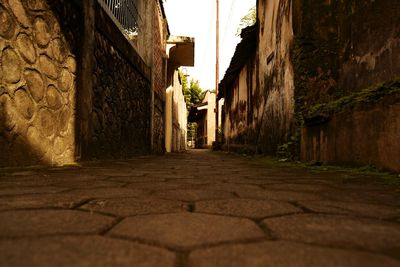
[{"xmin": 98, "ymin": 0, "xmax": 142, "ymax": 38}]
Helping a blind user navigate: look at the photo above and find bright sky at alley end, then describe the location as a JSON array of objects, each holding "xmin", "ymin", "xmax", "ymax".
[{"xmin": 164, "ymin": 0, "xmax": 256, "ymax": 90}]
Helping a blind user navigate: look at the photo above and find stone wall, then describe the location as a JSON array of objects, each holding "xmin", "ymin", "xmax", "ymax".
[
  {"xmin": 88, "ymin": 30, "xmax": 151, "ymax": 159},
  {"xmin": 0, "ymin": 0, "xmax": 156, "ymax": 167},
  {"xmin": 0, "ymin": 0, "xmax": 79, "ymax": 166}
]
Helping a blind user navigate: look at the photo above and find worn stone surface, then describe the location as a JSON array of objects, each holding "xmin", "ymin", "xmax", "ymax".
[
  {"xmin": 26, "ymin": 0, "xmax": 47, "ymax": 11},
  {"xmin": 236, "ymin": 188, "xmax": 322, "ymax": 201},
  {"xmin": 13, "ymin": 88, "xmax": 34, "ymax": 120},
  {"xmin": 81, "ymin": 197, "xmax": 189, "ymax": 217},
  {"xmin": 298, "ymin": 200, "xmax": 400, "ymax": 219},
  {"xmin": 188, "ymin": 241, "xmax": 400, "ymax": 267},
  {"xmin": 46, "ymin": 85, "xmax": 63, "ymax": 110},
  {"xmin": 0, "ymin": 3, "xmax": 15, "ymax": 39},
  {"xmin": 263, "ymin": 214, "xmax": 400, "ymax": 251},
  {"xmin": 0, "ymin": 209, "xmax": 115, "ymax": 237},
  {"xmin": 8, "ymin": 0, "xmax": 31, "ymax": 28},
  {"xmin": 0, "ymin": 186, "xmax": 66, "ymax": 196},
  {"xmin": 0, "ymin": 236, "xmax": 176, "ymax": 267},
  {"xmin": 195, "ymin": 199, "xmax": 301, "ymax": 219},
  {"xmin": 109, "ymin": 213, "xmax": 265, "ymax": 249},
  {"xmin": 24, "ymin": 69, "xmax": 44, "ymax": 102},
  {"xmin": 16, "ymin": 33, "xmax": 36, "ymax": 63},
  {"xmin": 153, "ymin": 189, "xmax": 235, "ymax": 202},
  {"xmin": 68, "ymin": 187, "xmax": 149, "ymax": 199},
  {"xmin": 89, "ymin": 30, "xmax": 151, "ymax": 159},
  {"xmin": 39, "ymin": 55, "xmax": 59, "ymax": 79},
  {"xmin": 33, "ymin": 17, "xmax": 51, "ymax": 47},
  {"xmin": 58, "ymin": 68, "xmax": 73, "ymax": 92},
  {"xmin": 0, "ymin": 150, "xmax": 399, "ymax": 266},
  {"xmin": 0, "ymin": 193, "xmax": 88, "ymax": 210},
  {"xmin": 2, "ymin": 47, "xmax": 22, "ymax": 83},
  {"xmin": 0, "ymin": 0, "xmax": 78, "ymax": 167}
]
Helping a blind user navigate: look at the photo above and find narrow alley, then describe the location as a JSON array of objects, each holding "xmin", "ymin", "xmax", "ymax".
[
  {"xmin": 1, "ymin": 150, "xmax": 399, "ymax": 266},
  {"xmin": 0, "ymin": 0, "xmax": 400, "ymax": 266}
]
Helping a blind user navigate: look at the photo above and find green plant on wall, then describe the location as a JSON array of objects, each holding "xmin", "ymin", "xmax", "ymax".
[{"xmin": 236, "ymin": 6, "xmax": 256, "ymax": 36}]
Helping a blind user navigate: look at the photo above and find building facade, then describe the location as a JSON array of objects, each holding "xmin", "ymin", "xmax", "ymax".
[
  {"xmin": 0, "ymin": 0, "xmax": 193, "ymax": 167},
  {"xmin": 220, "ymin": 0, "xmax": 400, "ymax": 172}
]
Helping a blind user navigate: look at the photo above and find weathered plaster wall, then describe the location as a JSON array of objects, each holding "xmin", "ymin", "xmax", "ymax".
[
  {"xmin": 0, "ymin": 0, "xmax": 78, "ymax": 166},
  {"xmin": 293, "ymin": 0, "xmax": 400, "ymax": 108},
  {"xmin": 256, "ymin": 0, "xmax": 294, "ymax": 154},
  {"xmin": 294, "ymin": 0, "xmax": 400, "ymax": 171},
  {"xmin": 222, "ymin": 0, "xmax": 293, "ymax": 154},
  {"xmin": 223, "ymin": 62, "xmax": 257, "ymax": 151},
  {"xmin": 165, "ymin": 70, "xmax": 186, "ymax": 152},
  {"xmin": 301, "ymin": 93, "xmax": 400, "ymax": 172},
  {"xmin": 152, "ymin": 2, "xmax": 168, "ymax": 154},
  {"xmin": 206, "ymin": 92, "xmax": 216, "ymax": 147}
]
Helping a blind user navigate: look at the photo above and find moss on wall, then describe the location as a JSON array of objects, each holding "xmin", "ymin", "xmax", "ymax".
[{"xmin": 305, "ymin": 79, "xmax": 400, "ymax": 125}]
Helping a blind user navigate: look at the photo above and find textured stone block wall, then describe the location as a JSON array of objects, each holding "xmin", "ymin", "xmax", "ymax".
[
  {"xmin": 89, "ymin": 30, "xmax": 151, "ymax": 159},
  {"xmin": 0, "ymin": 0, "xmax": 79, "ymax": 166},
  {"xmin": 1, "ymin": 0, "xmax": 155, "ymax": 167}
]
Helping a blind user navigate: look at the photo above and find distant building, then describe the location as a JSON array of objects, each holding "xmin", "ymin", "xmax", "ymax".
[{"xmin": 188, "ymin": 91, "xmax": 216, "ymax": 148}]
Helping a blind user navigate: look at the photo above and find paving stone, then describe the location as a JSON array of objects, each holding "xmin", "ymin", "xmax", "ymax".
[
  {"xmin": 153, "ymin": 189, "xmax": 235, "ymax": 202},
  {"xmin": 43, "ymin": 172, "xmax": 108, "ymax": 182},
  {"xmin": 0, "ymin": 186, "xmax": 67, "ymax": 196},
  {"xmin": 67, "ymin": 187, "xmax": 149, "ymax": 199},
  {"xmin": 109, "ymin": 213, "xmax": 265, "ymax": 249},
  {"xmin": 0, "ymin": 193, "xmax": 88, "ymax": 210},
  {"xmin": 299, "ymin": 200, "xmax": 400, "ymax": 219},
  {"xmin": 263, "ymin": 183, "xmax": 333, "ymax": 192},
  {"xmin": 53, "ymin": 180, "xmax": 125, "ymax": 189},
  {"xmin": 322, "ymin": 190, "xmax": 400, "ymax": 205},
  {"xmin": 196, "ymin": 183, "xmax": 264, "ymax": 193},
  {"xmin": 236, "ymin": 188, "xmax": 322, "ymax": 201},
  {"xmin": 0, "ymin": 210, "xmax": 115, "ymax": 237},
  {"xmin": 81, "ymin": 197, "xmax": 189, "ymax": 217},
  {"xmin": 126, "ymin": 181, "xmax": 193, "ymax": 191},
  {"xmin": 109, "ymin": 176, "xmax": 166, "ymax": 183},
  {"xmin": 196, "ymin": 199, "xmax": 301, "ymax": 219},
  {"xmin": 0, "ymin": 235, "xmax": 175, "ymax": 267},
  {"xmin": 166, "ymin": 178, "xmax": 225, "ymax": 184},
  {"xmin": 262, "ymin": 214, "xmax": 400, "ymax": 251},
  {"xmin": 188, "ymin": 241, "xmax": 400, "ymax": 267}
]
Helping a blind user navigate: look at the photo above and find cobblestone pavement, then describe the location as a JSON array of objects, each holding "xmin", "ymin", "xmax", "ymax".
[{"xmin": 1, "ymin": 150, "xmax": 400, "ymax": 267}]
